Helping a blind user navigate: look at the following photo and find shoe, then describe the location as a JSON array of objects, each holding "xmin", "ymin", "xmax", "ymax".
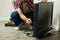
[{"xmin": 5, "ymin": 23, "xmax": 17, "ymax": 27}]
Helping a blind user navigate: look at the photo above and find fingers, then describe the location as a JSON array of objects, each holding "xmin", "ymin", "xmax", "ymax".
[
  {"xmin": 41, "ymin": 0, "xmax": 47, "ymax": 3},
  {"xmin": 26, "ymin": 18, "xmax": 32, "ymax": 25}
]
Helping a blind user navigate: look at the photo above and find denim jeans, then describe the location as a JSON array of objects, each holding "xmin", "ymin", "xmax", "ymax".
[{"xmin": 10, "ymin": 11, "xmax": 33, "ymax": 26}]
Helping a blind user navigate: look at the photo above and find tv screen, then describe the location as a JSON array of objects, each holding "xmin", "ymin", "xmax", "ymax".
[{"xmin": 33, "ymin": 2, "xmax": 53, "ymax": 37}]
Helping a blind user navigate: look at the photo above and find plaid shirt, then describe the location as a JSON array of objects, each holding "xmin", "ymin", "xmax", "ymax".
[{"xmin": 12, "ymin": 0, "xmax": 34, "ymax": 12}]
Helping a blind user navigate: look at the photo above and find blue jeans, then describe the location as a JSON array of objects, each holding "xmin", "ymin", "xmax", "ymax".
[{"xmin": 10, "ymin": 11, "xmax": 33, "ymax": 26}]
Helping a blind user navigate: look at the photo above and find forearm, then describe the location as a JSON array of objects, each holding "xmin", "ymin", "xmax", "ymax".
[{"xmin": 16, "ymin": 8, "xmax": 28, "ymax": 21}]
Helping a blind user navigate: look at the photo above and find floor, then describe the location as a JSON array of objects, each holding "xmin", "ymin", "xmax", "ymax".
[{"xmin": 0, "ymin": 21, "xmax": 60, "ymax": 40}]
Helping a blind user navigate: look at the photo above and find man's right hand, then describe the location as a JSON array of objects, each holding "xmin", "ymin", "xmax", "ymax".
[
  {"xmin": 41, "ymin": 0, "xmax": 47, "ymax": 3},
  {"xmin": 25, "ymin": 18, "xmax": 32, "ymax": 25}
]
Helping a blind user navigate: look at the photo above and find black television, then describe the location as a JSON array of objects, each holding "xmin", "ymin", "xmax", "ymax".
[{"xmin": 33, "ymin": 2, "xmax": 53, "ymax": 37}]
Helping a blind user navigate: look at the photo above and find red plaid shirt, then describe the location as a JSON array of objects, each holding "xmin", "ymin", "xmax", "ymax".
[{"xmin": 12, "ymin": 0, "xmax": 34, "ymax": 12}]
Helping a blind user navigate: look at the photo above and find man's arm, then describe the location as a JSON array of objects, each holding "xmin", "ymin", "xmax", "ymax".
[
  {"xmin": 16, "ymin": 8, "xmax": 32, "ymax": 24},
  {"xmin": 16, "ymin": 8, "xmax": 28, "ymax": 21}
]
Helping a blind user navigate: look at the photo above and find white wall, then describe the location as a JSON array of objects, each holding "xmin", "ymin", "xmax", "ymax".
[
  {"xmin": 0, "ymin": 0, "xmax": 14, "ymax": 21},
  {"xmin": 0, "ymin": 0, "xmax": 59, "ymax": 31},
  {"xmin": 52, "ymin": 0, "xmax": 59, "ymax": 31}
]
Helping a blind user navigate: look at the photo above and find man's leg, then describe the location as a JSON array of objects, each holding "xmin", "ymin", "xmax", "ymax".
[{"xmin": 5, "ymin": 11, "xmax": 23, "ymax": 26}]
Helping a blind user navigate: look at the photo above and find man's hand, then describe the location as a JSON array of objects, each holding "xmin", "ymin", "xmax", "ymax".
[
  {"xmin": 25, "ymin": 18, "xmax": 32, "ymax": 25},
  {"xmin": 41, "ymin": 0, "xmax": 47, "ymax": 3}
]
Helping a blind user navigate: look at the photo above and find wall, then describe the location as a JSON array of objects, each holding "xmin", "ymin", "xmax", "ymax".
[
  {"xmin": 0, "ymin": 0, "xmax": 14, "ymax": 21},
  {"xmin": 0, "ymin": 0, "xmax": 59, "ymax": 31}
]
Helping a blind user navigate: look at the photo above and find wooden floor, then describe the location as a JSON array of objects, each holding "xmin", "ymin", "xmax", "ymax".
[{"xmin": 0, "ymin": 21, "xmax": 60, "ymax": 40}]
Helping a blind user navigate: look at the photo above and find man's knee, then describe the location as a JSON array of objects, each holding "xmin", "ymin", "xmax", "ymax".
[{"xmin": 11, "ymin": 11, "xmax": 18, "ymax": 17}]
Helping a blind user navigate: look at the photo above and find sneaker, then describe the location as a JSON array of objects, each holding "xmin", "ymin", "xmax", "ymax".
[
  {"xmin": 5, "ymin": 23, "xmax": 17, "ymax": 27},
  {"xmin": 5, "ymin": 20, "xmax": 17, "ymax": 27}
]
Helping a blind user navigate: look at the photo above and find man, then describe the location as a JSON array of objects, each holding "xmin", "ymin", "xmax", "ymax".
[{"xmin": 5, "ymin": 0, "xmax": 47, "ymax": 26}]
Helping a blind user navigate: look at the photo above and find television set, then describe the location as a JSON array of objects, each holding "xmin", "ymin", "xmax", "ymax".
[{"xmin": 33, "ymin": 2, "xmax": 53, "ymax": 37}]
